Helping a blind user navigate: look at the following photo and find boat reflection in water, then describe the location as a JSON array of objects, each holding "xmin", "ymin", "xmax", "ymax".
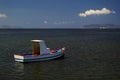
[
  {"xmin": 14, "ymin": 61, "xmax": 58, "ymax": 80},
  {"xmin": 14, "ymin": 62, "xmax": 25, "ymax": 79}
]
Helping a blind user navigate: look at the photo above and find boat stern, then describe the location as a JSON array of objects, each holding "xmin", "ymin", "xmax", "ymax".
[{"xmin": 14, "ymin": 54, "xmax": 24, "ymax": 62}]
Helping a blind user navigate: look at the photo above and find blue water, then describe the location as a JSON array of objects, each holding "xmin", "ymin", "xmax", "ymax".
[{"xmin": 0, "ymin": 29, "xmax": 120, "ymax": 80}]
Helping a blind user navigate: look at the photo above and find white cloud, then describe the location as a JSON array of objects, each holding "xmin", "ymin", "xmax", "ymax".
[
  {"xmin": 0, "ymin": 13, "xmax": 7, "ymax": 18},
  {"xmin": 79, "ymin": 8, "xmax": 115, "ymax": 17},
  {"xmin": 44, "ymin": 21, "xmax": 48, "ymax": 24},
  {"xmin": 25, "ymin": 22, "xmax": 31, "ymax": 25},
  {"xmin": 53, "ymin": 21, "xmax": 74, "ymax": 25}
]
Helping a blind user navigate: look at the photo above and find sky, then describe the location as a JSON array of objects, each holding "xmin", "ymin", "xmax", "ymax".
[{"xmin": 0, "ymin": 0, "xmax": 120, "ymax": 28}]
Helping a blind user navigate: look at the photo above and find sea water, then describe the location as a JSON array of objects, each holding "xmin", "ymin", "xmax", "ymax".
[{"xmin": 0, "ymin": 29, "xmax": 120, "ymax": 80}]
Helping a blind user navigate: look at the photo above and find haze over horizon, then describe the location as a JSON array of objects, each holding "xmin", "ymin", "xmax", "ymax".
[{"xmin": 0, "ymin": 0, "xmax": 120, "ymax": 28}]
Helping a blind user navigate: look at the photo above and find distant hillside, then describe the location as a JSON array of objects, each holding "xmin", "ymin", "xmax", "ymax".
[
  {"xmin": 83, "ymin": 24, "xmax": 120, "ymax": 29},
  {"xmin": 0, "ymin": 24, "xmax": 120, "ymax": 29},
  {"xmin": 0, "ymin": 25, "xmax": 20, "ymax": 29},
  {"xmin": 0, "ymin": 25, "xmax": 11, "ymax": 28}
]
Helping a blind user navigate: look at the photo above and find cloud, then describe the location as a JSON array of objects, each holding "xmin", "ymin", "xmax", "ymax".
[
  {"xmin": 0, "ymin": 13, "xmax": 7, "ymax": 18},
  {"xmin": 79, "ymin": 8, "xmax": 115, "ymax": 17},
  {"xmin": 53, "ymin": 21, "xmax": 74, "ymax": 25},
  {"xmin": 44, "ymin": 21, "xmax": 48, "ymax": 24}
]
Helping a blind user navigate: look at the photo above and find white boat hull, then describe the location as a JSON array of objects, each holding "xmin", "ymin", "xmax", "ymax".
[
  {"xmin": 14, "ymin": 52, "xmax": 64, "ymax": 62},
  {"xmin": 14, "ymin": 40, "xmax": 66, "ymax": 62}
]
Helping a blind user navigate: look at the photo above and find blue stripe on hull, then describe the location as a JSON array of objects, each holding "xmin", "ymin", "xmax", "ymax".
[{"xmin": 15, "ymin": 53, "xmax": 64, "ymax": 62}]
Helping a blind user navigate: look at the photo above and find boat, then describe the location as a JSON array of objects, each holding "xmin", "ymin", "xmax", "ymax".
[{"xmin": 14, "ymin": 40, "xmax": 65, "ymax": 62}]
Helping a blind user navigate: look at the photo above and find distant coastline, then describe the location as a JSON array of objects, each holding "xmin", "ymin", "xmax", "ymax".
[
  {"xmin": 83, "ymin": 24, "xmax": 120, "ymax": 29},
  {"xmin": 0, "ymin": 24, "xmax": 120, "ymax": 29}
]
